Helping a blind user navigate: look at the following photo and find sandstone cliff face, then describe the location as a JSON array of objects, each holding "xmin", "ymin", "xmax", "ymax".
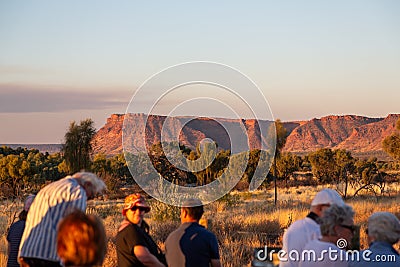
[
  {"xmin": 283, "ymin": 115, "xmax": 382, "ymax": 152},
  {"xmin": 336, "ymin": 114, "xmax": 400, "ymax": 152},
  {"xmin": 93, "ymin": 114, "xmax": 275, "ymax": 155},
  {"xmin": 93, "ymin": 114, "xmax": 124, "ymax": 155},
  {"xmin": 92, "ymin": 113, "xmax": 400, "ymax": 157}
]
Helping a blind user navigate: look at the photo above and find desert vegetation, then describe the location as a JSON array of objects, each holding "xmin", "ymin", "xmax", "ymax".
[{"xmin": 1, "ymin": 183, "xmax": 399, "ymax": 266}]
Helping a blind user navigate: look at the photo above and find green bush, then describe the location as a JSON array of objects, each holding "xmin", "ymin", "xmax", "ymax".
[{"xmin": 149, "ymin": 200, "xmax": 180, "ymax": 222}]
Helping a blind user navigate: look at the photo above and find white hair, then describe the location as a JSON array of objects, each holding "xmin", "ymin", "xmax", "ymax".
[
  {"xmin": 368, "ymin": 212, "xmax": 400, "ymax": 245},
  {"xmin": 320, "ymin": 204, "xmax": 355, "ymax": 236},
  {"xmin": 72, "ymin": 172, "xmax": 106, "ymax": 194}
]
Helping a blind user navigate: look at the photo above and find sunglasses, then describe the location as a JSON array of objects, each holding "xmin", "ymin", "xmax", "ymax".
[
  {"xmin": 340, "ymin": 224, "xmax": 356, "ymax": 233},
  {"xmin": 130, "ymin": 206, "xmax": 150, "ymax": 212}
]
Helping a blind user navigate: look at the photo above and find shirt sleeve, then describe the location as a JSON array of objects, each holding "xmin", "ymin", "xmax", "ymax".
[
  {"xmin": 209, "ymin": 233, "xmax": 220, "ymax": 260},
  {"xmin": 6, "ymin": 224, "xmax": 13, "ymax": 241},
  {"xmin": 125, "ymin": 225, "xmax": 148, "ymax": 251}
]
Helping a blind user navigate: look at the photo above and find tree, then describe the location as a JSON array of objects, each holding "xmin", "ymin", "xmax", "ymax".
[
  {"xmin": 308, "ymin": 148, "xmax": 355, "ymax": 197},
  {"xmin": 276, "ymin": 152, "xmax": 301, "ymax": 187},
  {"xmin": 382, "ymin": 118, "xmax": 400, "ymax": 161},
  {"xmin": 334, "ymin": 149, "xmax": 355, "ymax": 199},
  {"xmin": 187, "ymin": 142, "xmax": 229, "ymax": 186},
  {"xmin": 92, "ymin": 153, "xmax": 109, "ymax": 177},
  {"xmin": 273, "ymin": 119, "xmax": 288, "ymax": 205},
  {"xmin": 352, "ymin": 158, "xmax": 387, "ymax": 198},
  {"xmin": 0, "ymin": 154, "xmax": 32, "ymax": 197},
  {"xmin": 308, "ymin": 148, "xmax": 337, "ymax": 183},
  {"xmin": 62, "ymin": 119, "xmax": 96, "ymax": 173}
]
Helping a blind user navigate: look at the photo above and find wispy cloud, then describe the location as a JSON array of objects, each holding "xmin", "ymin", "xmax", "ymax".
[
  {"xmin": 0, "ymin": 65, "xmax": 53, "ymax": 75},
  {"xmin": 0, "ymin": 84, "xmax": 130, "ymax": 113}
]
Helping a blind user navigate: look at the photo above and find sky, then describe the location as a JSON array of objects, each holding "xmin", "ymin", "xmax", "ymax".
[{"xmin": 0, "ymin": 1, "xmax": 399, "ymax": 143}]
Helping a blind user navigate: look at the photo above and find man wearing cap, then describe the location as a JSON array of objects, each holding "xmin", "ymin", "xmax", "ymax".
[
  {"xmin": 115, "ymin": 193, "xmax": 166, "ymax": 267},
  {"xmin": 165, "ymin": 198, "xmax": 221, "ymax": 267},
  {"xmin": 280, "ymin": 189, "xmax": 345, "ymax": 267},
  {"xmin": 350, "ymin": 212, "xmax": 400, "ymax": 267},
  {"xmin": 19, "ymin": 172, "xmax": 106, "ymax": 267}
]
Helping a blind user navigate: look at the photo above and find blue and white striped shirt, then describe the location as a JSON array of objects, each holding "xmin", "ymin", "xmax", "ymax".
[{"xmin": 19, "ymin": 177, "xmax": 87, "ymax": 262}]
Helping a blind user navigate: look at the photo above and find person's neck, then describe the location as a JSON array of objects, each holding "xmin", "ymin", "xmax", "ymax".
[
  {"xmin": 320, "ymin": 236, "xmax": 338, "ymax": 245},
  {"xmin": 182, "ymin": 218, "xmax": 198, "ymax": 224}
]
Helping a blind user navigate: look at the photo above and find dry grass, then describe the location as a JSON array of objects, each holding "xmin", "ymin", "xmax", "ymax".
[{"xmin": 0, "ymin": 183, "xmax": 399, "ymax": 267}]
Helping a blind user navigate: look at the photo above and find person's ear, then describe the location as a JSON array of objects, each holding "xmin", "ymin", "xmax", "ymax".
[{"xmin": 181, "ymin": 208, "xmax": 187, "ymax": 218}]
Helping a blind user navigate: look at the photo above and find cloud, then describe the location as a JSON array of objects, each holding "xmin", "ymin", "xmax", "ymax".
[
  {"xmin": 0, "ymin": 84, "xmax": 131, "ymax": 113},
  {"xmin": 0, "ymin": 65, "xmax": 48, "ymax": 75}
]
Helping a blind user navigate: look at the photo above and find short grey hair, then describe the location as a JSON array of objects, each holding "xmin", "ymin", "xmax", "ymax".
[
  {"xmin": 320, "ymin": 204, "xmax": 355, "ymax": 236},
  {"xmin": 72, "ymin": 172, "xmax": 106, "ymax": 194},
  {"xmin": 368, "ymin": 212, "xmax": 400, "ymax": 245}
]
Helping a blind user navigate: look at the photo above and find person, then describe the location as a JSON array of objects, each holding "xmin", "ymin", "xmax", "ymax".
[
  {"xmin": 165, "ymin": 198, "xmax": 221, "ymax": 267},
  {"xmin": 18, "ymin": 172, "xmax": 106, "ymax": 267},
  {"xmin": 57, "ymin": 209, "xmax": 107, "ymax": 267},
  {"xmin": 6, "ymin": 194, "xmax": 35, "ymax": 267},
  {"xmin": 299, "ymin": 204, "xmax": 355, "ymax": 267},
  {"xmin": 115, "ymin": 193, "xmax": 166, "ymax": 267},
  {"xmin": 349, "ymin": 212, "xmax": 399, "ymax": 267},
  {"xmin": 281, "ymin": 188, "xmax": 345, "ymax": 267}
]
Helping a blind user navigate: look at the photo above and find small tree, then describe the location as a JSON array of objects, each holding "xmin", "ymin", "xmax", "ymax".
[
  {"xmin": 308, "ymin": 148, "xmax": 337, "ymax": 183},
  {"xmin": 62, "ymin": 119, "xmax": 96, "ymax": 173},
  {"xmin": 273, "ymin": 119, "xmax": 288, "ymax": 205},
  {"xmin": 276, "ymin": 152, "xmax": 301, "ymax": 187},
  {"xmin": 382, "ymin": 118, "xmax": 400, "ymax": 161}
]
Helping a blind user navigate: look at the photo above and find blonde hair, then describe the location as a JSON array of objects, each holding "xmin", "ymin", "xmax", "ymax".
[{"xmin": 57, "ymin": 210, "xmax": 107, "ymax": 266}]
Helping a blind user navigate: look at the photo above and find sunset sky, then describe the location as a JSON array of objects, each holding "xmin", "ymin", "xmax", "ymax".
[{"xmin": 1, "ymin": 1, "xmax": 399, "ymax": 143}]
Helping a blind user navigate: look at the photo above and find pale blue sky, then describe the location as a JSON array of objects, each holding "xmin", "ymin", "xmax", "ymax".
[{"xmin": 0, "ymin": 1, "xmax": 399, "ymax": 143}]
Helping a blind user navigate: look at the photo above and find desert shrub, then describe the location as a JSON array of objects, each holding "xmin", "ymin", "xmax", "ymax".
[
  {"xmin": 218, "ymin": 193, "xmax": 241, "ymax": 207},
  {"xmin": 87, "ymin": 201, "xmax": 123, "ymax": 219},
  {"xmin": 149, "ymin": 220, "xmax": 180, "ymax": 245},
  {"xmin": 149, "ymin": 200, "xmax": 180, "ymax": 222}
]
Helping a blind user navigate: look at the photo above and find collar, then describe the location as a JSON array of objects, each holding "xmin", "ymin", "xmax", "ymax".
[
  {"xmin": 306, "ymin": 211, "xmax": 320, "ymax": 223},
  {"xmin": 369, "ymin": 241, "xmax": 400, "ymax": 255}
]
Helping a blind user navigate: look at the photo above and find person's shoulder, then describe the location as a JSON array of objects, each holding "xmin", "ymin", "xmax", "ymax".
[
  {"xmin": 116, "ymin": 224, "xmax": 141, "ymax": 242},
  {"xmin": 303, "ymin": 238, "xmax": 324, "ymax": 252},
  {"xmin": 167, "ymin": 222, "xmax": 190, "ymax": 239},
  {"xmin": 8, "ymin": 220, "xmax": 25, "ymax": 231},
  {"xmin": 306, "ymin": 239, "xmax": 335, "ymax": 251},
  {"xmin": 191, "ymin": 223, "xmax": 217, "ymax": 238},
  {"xmin": 286, "ymin": 217, "xmax": 309, "ymax": 232}
]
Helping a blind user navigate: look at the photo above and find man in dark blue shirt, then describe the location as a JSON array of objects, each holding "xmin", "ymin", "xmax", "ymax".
[{"xmin": 165, "ymin": 199, "xmax": 221, "ymax": 267}]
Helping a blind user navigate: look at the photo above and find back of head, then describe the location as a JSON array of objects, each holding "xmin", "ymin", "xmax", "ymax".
[
  {"xmin": 368, "ymin": 212, "xmax": 400, "ymax": 245},
  {"xmin": 311, "ymin": 189, "xmax": 344, "ymax": 207},
  {"xmin": 57, "ymin": 210, "xmax": 107, "ymax": 266},
  {"xmin": 182, "ymin": 198, "xmax": 204, "ymax": 221},
  {"xmin": 320, "ymin": 204, "xmax": 355, "ymax": 236},
  {"xmin": 24, "ymin": 194, "xmax": 35, "ymax": 212},
  {"xmin": 73, "ymin": 172, "xmax": 106, "ymax": 195}
]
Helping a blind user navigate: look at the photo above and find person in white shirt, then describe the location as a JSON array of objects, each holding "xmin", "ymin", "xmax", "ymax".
[
  {"xmin": 280, "ymin": 189, "xmax": 345, "ymax": 267},
  {"xmin": 299, "ymin": 203, "xmax": 355, "ymax": 267}
]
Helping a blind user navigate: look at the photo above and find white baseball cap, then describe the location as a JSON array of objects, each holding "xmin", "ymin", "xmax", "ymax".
[{"xmin": 311, "ymin": 189, "xmax": 344, "ymax": 206}]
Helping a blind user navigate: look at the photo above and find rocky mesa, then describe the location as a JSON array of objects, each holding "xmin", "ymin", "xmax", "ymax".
[{"xmin": 92, "ymin": 113, "xmax": 400, "ymax": 159}]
